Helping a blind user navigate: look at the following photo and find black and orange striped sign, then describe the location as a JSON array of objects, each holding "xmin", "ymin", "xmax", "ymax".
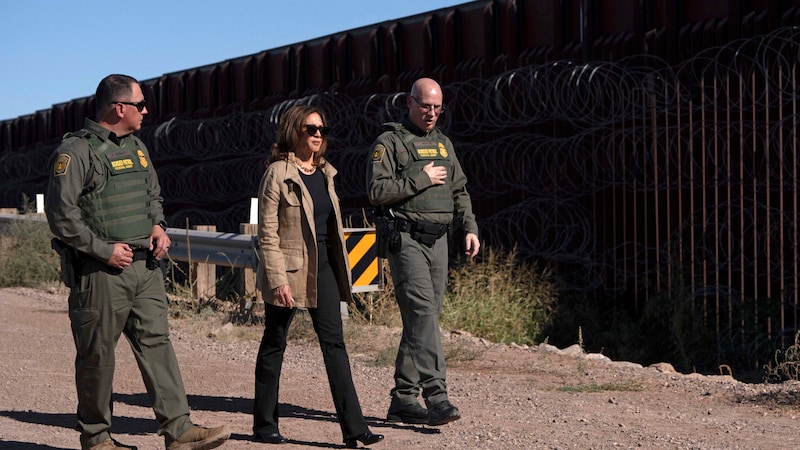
[{"xmin": 344, "ymin": 227, "xmax": 382, "ymax": 292}]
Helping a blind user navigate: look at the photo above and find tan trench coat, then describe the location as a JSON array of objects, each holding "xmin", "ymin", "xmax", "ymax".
[{"xmin": 255, "ymin": 153, "xmax": 353, "ymax": 308}]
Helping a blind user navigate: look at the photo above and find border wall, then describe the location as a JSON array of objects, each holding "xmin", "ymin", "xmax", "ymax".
[{"xmin": 2, "ymin": 0, "xmax": 800, "ymax": 374}]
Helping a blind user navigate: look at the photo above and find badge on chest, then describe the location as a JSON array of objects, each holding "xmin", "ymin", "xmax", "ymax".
[
  {"xmin": 106, "ymin": 149, "xmax": 139, "ymax": 172},
  {"xmin": 413, "ymin": 140, "xmax": 448, "ymax": 159}
]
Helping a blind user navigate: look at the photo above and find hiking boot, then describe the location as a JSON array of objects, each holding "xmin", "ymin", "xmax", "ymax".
[
  {"xmin": 427, "ymin": 399, "xmax": 461, "ymax": 426},
  {"xmin": 86, "ymin": 438, "xmax": 137, "ymax": 450},
  {"xmin": 166, "ymin": 425, "xmax": 230, "ymax": 450},
  {"xmin": 386, "ymin": 401, "xmax": 428, "ymax": 424}
]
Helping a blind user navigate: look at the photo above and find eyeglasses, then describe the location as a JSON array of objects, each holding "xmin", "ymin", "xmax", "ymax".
[
  {"xmin": 112, "ymin": 100, "xmax": 147, "ymax": 112},
  {"xmin": 410, "ymin": 96, "xmax": 444, "ymax": 114},
  {"xmin": 303, "ymin": 124, "xmax": 331, "ymax": 137}
]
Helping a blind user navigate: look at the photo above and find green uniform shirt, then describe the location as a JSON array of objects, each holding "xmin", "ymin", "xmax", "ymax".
[
  {"xmin": 45, "ymin": 118, "xmax": 166, "ymax": 263},
  {"xmin": 367, "ymin": 117, "xmax": 479, "ymax": 236}
]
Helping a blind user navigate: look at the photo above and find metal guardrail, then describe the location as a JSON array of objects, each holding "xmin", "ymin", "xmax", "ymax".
[
  {"xmin": 0, "ymin": 213, "xmax": 381, "ymax": 293},
  {"xmin": 166, "ymin": 228, "xmax": 258, "ymax": 269},
  {"xmin": 0, "ymin": 212, "xmax": 257, "ymax": 269},
  {"xmin": 169, "ymin": 227, "xmax": 383, "ymax": 293},
  {"xmin": 0, "ymin": 212, "xmax": 46, "ymax": 223}
]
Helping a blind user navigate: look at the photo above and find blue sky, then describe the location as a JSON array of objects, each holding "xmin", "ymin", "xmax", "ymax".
[{"xmin": 0, "ymin": 0, "xmax": 469, "ymax": 121}]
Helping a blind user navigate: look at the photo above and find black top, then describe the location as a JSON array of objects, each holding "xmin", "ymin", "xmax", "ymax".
[{"xmin": 299, "ymin": 169, "xmax": 332, "ymax": 242}]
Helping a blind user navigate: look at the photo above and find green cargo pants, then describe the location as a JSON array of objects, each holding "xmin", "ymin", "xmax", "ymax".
[
  {"xmin": 69, "ymin": 256, "xmax": 192, "ymax": 448},
  {"xmin": 387, "ymin": 230, "xmax": 450, "ymax": 406}
]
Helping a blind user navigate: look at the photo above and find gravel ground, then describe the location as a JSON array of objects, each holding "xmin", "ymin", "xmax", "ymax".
[{"xmin": 1, "ymin": 286, "xmax": 800, "ymax": 449}]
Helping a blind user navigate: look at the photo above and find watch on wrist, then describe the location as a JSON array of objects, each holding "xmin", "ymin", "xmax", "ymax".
[{"xmin": 157, "ymin": 220, "xmax": 168, "ymax": 231}]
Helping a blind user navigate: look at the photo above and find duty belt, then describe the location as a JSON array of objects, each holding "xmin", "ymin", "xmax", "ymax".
[
  {"xmin": 394, "ymin": 218, "xmax": 414, "ymax": 232},
  {"xmin": 395, "ymin": 218, "xmax": 449, "ymax": 246},
  {"xmin": 132, "ymin": 248, "xmax": 149, "ymax": 262}
]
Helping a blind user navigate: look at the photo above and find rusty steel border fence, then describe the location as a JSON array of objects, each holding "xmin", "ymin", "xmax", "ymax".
[
  {"xmin": 2, "ymin": 23, "xmax": 800, "ymax": 372},
  {"xmin": 140, "ymin": 26, "xmax": 800, "ymax": 372}
]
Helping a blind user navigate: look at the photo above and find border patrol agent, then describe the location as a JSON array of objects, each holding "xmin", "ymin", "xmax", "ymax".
[
  {"xmin": 366, "ymin": 78, "xmax": 480, "ymax": 426},
  {"xmin": 45, "ymin": 74, "xmax": 230, "ymax": 450}
]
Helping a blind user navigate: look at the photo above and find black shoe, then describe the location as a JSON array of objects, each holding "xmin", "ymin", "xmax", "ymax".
[
  {"xmin": 427, "ymin": 399, "xmax": 461, "ymax": 426},
  {"xmin": 254, "ymin": 432, "xmax": 287, "ymax": 444},
  {"xmin": 344, "ymin": 431, "xmax": 384, "ymax": 448},
  {"xmin": 386, "ymin": 401, "xmax": 428, "ymax": 424}
]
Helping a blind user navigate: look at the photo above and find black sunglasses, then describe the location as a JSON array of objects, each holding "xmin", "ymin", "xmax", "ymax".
[
  {"xmin": 303, "ymin": 124, "xmax": 331, "ymax": 137},
  {"xmin": 112, "ymin": 100, "xmax": 147, "ymax": 112}
]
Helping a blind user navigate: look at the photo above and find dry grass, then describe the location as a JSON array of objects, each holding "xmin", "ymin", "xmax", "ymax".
[
  {"xmin": 348, "ymin": 259, "xmax": 401, "ymax": 328},
  {"xmin": 443, "ymin": 246, "xmax": 557, "ymax": 345},
  {"xmin": 765, "ymin": 331, "xmax": 800, "ymax": 382},
  {"xmin": 556, "ymin": 381, "xmax": 644, "ymax": 393},
  {"xmin": 0, "ymin": 219, "xmax": 60, "ymax": 288}
]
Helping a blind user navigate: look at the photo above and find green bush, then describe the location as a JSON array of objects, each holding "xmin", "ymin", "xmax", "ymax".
[
  {"xmin": 351, "ymin": 246, "xmax": 558, "ymax": 346},
  {"xmin": 0, "ymin": 218, "xmax": 61, "ymax": 288},
  {"xmin": 442, "ymin": 246, "xmax": 557, "ymax": 345}
]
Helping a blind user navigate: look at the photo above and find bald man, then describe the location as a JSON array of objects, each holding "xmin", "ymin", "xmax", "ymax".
[{"xmin": 367, "ymin": 77, "xmax": 480, "ymax": 426}]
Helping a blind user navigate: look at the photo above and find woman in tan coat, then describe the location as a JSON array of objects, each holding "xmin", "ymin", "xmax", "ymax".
[{"xmin": 252, "ymin": 105, "xmax": 383, "ymax": 448}]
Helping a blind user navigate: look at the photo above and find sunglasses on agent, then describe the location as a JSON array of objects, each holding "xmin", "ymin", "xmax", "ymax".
[
  {"xmin": 112, "ymin": 100, "xmax": 147, "ymax": 112},
  {"xmin": 304, "ymin": 124, "xmax": 331, "ymax": 137}
]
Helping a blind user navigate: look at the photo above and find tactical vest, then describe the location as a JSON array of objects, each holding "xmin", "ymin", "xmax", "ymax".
[
  {"xmin": 68, "ymin": 130, "xmax": 154, "ymax": 241},
  {"xmin": 385, "ymin": 122, "xmax": 454, "ymax": 213}
]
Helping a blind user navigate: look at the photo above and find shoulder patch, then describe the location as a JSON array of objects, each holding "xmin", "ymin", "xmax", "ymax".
[
  {"xmin": 372, "ymin": 144, "xmax": 386, "ymax": 162},
  {"xmin": 54, "ymin": 154, "xmax": 71, "ymax": 176}
]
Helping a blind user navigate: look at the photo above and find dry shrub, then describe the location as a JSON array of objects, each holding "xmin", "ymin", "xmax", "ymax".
[
  {"xmin": 349, "ymin": 259, "xmax": 401, "ymax": 327},
  {"xmin": 350, "ymin": 245, "xmax": 558, "ymax": 347},
  {"xmin": 442, "ymin": 246, "xmax": 557, "ymax": 346},
  {"xmin": 0, "ymin": 218, "xmax": 60, "ymax": 288},
  {"xmin": 765, "ymin": 331, "xmax": 800, "ymax": 382}
]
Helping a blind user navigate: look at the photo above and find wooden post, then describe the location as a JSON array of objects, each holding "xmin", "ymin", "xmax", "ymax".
[
  {"xmin": 192, "ymin": 225, "xmax": 216, "ymax": 300},
  {"xmin": 239, "ymin": 223, "xmax": 262, "ymax": 310}
]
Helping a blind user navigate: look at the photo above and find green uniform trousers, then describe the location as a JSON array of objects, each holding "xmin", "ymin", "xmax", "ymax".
[
  {"xmin": 386, "ymin": 230, "xmax": 450, "ymax": 406},
  {"xmin": 69, "ymin": 256, "xmax": 191, "ymax": 448}
]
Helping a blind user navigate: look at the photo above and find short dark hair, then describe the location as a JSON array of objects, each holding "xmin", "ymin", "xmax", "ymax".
[{"xmin": 95, "ymin": 74, "xmax": 138, "ymax": 118}]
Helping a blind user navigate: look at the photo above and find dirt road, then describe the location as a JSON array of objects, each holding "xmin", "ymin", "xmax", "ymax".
[{"xmin": 1, "ymin": 287, "xmax": 799, "ymax": 449}]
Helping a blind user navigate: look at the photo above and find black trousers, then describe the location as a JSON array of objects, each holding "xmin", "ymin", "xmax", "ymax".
[{"xmin": 253, "ymin": 243, "xmax": 368, "ymax": 441}]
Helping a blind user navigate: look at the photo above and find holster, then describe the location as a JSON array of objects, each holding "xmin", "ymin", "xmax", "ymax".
[
  {"xmin": 146, "ymin": 250, "xmax": 167, "ymax": 278},
  {"xmin": 51, "ymin": 237, "xmax": 81, "ymax": 288},
  {"xmin": 375, "ymin": 215, "xmax": 401, "ymax": 258}
]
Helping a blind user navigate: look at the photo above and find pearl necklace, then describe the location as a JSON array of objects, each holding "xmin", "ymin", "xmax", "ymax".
[{"xmin": 295, "ymin": 161, "xmax": 316, "ymax": 174}]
